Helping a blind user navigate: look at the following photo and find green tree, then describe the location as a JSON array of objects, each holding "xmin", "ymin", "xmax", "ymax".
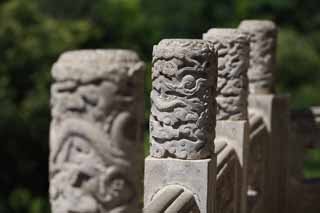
[{"xmin": 0, "ymin": 0, "xmax": 95, "ymax": 212}]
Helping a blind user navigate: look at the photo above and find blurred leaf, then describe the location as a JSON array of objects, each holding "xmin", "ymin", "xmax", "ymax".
[{"xmin": 277, "ymin": 29, "xmax": 320, "ymax": 107}]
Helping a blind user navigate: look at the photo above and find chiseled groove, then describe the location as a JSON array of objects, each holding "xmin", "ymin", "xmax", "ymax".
[
  {"xmin": 144, "ymin": 185, "xmax": 184, "ymax": 213},
  {"xmin": 249, "ymin": 113, "xmax": 268, "ymax": 141},
  {"xmin": 214, "ymin": 140, "xmax": 228, "ymax": 155},
  {"xmin": 249, "ymin": 113, "xmax": 264, "ymax": 133},
  {"xmin": 164, "ymin": 190, "xmax": 195, "ymax": 213},
  {"xmin": 216, "ymin": 144, "xmax": 235, "ymax": 172}
]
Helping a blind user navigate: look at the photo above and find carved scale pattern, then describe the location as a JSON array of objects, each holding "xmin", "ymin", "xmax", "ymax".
[
  {"xmin": 150, "ymin": 39, "xmax": 217, "ymax": 159},
  {"xmin": 203, "ymin": 28, "xmax": 249, "ymax": 120}
]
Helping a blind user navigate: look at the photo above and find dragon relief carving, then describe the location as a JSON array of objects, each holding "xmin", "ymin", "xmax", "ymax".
[
  {"xmin": 49, "ymin": 50, "xmax": 145, "ymax": 213},
  {"xmin": 203, "ymin": 28, "xmax": 249, "ymax": 121},
  {"xmin": 239, "ymin": 20, "xmax": 277, "ymax": 94},
  {"xmin": 150, "ymin": 39, "xmax": 217, "ymax": 160}
]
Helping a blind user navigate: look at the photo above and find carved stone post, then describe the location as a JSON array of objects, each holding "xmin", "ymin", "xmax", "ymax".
[
  {"xmin": 203, "ymin": 29, "xmax": 250, "ymax": 213},
  {"xmin": 289, "ymin": 107, "xmax": 320, "ymax": 213},
  {"xmin": 144, "ymin": 39, "xmax": 217, "ymax": 213},
  {"xmin": 239, "ymin": 20, "xmax": 289, "ymax": 213},
  {"xmin": 239, "ymin": 20, "xmax": 277, "ymax": 94},
  {"xmin": 49, "ymin": 50, "xmax": 145, "ymax": 213}
]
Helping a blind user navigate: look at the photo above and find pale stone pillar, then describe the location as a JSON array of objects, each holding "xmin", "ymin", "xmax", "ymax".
[
  {"xmin": 239, "ymin": 20, "xmax": 277, "ymax": 94},
  {"xmin": 204, "ymin": 28, "xmax": 250, "ymax": 213},
  {"xmin": 203, "ymin": 28, "xmax": 249, "ymax": 121},
  {"xmin": 149, "ymin": 39, "xmax": 217, "ymax": 160},
  {"xmin": 247, "ymin": 95, "xmax": 289, "ymax": 213},
  {"xmin": 144, "ymin": 39, "xmax": 217, "ymax": 213},
  {"xmin": 239, "ymin": 20, "xmax": 290, "ymax": 213},
  {"xmin": 49, "ymin": 50, "xmax": 145, "ymax": 213}
]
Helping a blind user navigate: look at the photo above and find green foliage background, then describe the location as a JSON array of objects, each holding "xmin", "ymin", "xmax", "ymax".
[{"xmin": 0, "ymin": 0, "xmax": 319, "ymax": 212}]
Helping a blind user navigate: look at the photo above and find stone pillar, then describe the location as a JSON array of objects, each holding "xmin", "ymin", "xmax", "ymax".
[
  {"xmin": 289, "ymin": 107, "xmax": 320, "ymax": 213},
  {"xmin": 144, "ymin": 39, "xmax": 217, "ymax": 213},
  {"xmin": 239, "ymin": 20, "xmax": 277, "ymax": 94},
  {"xmin": 247, "ymin": 113, "xmax": 269, "ymax": 213},
  {"xmin": 149, "ymin": 39, "xmax": 217, "ymax": 160},
  {"xmin": 203, "ymin": 28, "xmax": 249, "ymax": 121},
  {"xmin": 49, "ymin": 50, "xmax": 145, "ymax": 213},
  {"xmin": 203, "ymin": 29, "xmax": 250, "ymax": 213},
  {"xmin": 239, "ymin": 20, "xmax": 290, "ymax": 213},
  {"xmin": 247, "ymin": 95, "xmax": 289, "ymax": 213}
]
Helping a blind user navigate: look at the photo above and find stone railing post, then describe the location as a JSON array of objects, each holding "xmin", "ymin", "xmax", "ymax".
[
  {"xmin": 49, "ymin": 50, "xmax": 145, "ymax": 213},
  {"xmin": 239, "ymin": 20, "xmax": 290, "ymax": 213},
  {"xmin": 239, "ymin": 20, "xmax": 277, "ymax": 94},
  {"xmin": 203, "ymin": 28, "xmax": 250, "ymax": 213},
  {"xmin": 144, "ymin": 39, "xmax": 218, "ymax": 213},
  {"xmin": 289, "ymin": 107, "xmax": 320, "ymax": 213}
]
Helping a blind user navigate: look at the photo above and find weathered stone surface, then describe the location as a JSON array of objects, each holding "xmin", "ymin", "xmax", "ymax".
[
  {"xmin": 203, "ymin": 28, "xmax": 249, "ymax": 121},
  {"xmin": 248, "ymin": 94, "xmax": 290, "ymax": 213},
  {"xmin": 215, "ymin": 149, "xmax": 239, "ymax": 213},
  {"xmin": 144, "ymin": 157, "xmax": 216, "ymax": 213},
  {"xmin": 144, "ymin": 185, "xmax": 198, "ymax": 213},
  {"xmin": 150, "ymin": 39, "xmax": 217, "ymax": 159},
  {"xmin": 239, "ymin": 20, "xmax": 277, "ymax": 94},
  {"xmin": 247, "ymin": 112, "xmax": 269, "ymax": 213},
  {"xmin": 215, "ymin": 121, "xmax": 249, "ymax": 213},
  {"xmin": 203, "ymin": 28, "xmax": 250, "ymax": 213},
  {"xmin": 49, "ymin": 50, "xmax": 145, "ymax": 213}
]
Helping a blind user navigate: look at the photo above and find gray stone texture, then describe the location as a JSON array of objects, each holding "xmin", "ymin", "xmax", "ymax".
[
  {"xmin": 248, "ymin": 94, "xmax": 290, "ymax": 213},
  {"xmin": 203, "ymin": 28, "xmax": 250, "ymax": 213},
  {"xmin": 247, "ymin": 112, "xmax": 269, "ymax": 213},
  {"xmin": 203, "ymin": 28, "xmax": 249, "ymax": 121},
  {"xmin": 215, "ymin": 150, "xmax": 239, "ymax": 213},
  {"xmin": 215, "ymin": 121, "xmax": 249, "ymax": 213},
  {"xmin": 49, "ymin": 50, "xmax": 145, "ymax": 213},
  {"xmin": 144, "ymin": 185, "xmax": 198, "ymax": 213},
  {"xmin": 150, "ymin": 39, "xmax": 217, "ymax": 159},
  {"xmin": 239, "ymin": 20, "xmax": 277, "ymax": 94},
  {"xmin": 144, "ymin": 157, "xmax": 216, "ymax": 213}
]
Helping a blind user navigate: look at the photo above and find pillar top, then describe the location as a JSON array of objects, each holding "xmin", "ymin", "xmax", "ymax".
[
  {"xmin": 203, "ymin": 28, "xmax": 248, "ymax": 42},
  {"xmin": 153, "ymin": 39, "xmax": 216, "ymax": 60},
  {"xmin": 239, "ymin": 20, "xmax": 277, "ymax": 32},
  {"xmin": 52, "ymin": 49, "xmax": 144, "ymax": 83}
]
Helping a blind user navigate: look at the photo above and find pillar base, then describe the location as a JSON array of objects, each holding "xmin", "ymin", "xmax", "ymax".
[{"xmin": 144, "ymin": 156, "xmax": 216, "ymax": 213}]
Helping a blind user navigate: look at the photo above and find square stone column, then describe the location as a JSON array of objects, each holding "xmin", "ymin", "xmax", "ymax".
[
  {"xmin": 144, "ymin": 39, "xmax": 218, "ymax": 213},
  {"xmin": 246, "ymin": 113, "xmax": 269, "ymax": 213},
  {"xmin": 215, "ymin": 121, "xmax": 249, "ymax": 213},
  {"xmin": 240, "ymin": 20, "xmax": 290, "ymax": 213},
  {"xmin": 204, "ymin": 28, "xmax": 250, "ymax": 213},
  {"xmin": 144, "ymin": 157, "xmax": 216, "ymax": 213},
  {"xmin": 248, "ymin": 94, "xmax": 290, "ymax": 213}
]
